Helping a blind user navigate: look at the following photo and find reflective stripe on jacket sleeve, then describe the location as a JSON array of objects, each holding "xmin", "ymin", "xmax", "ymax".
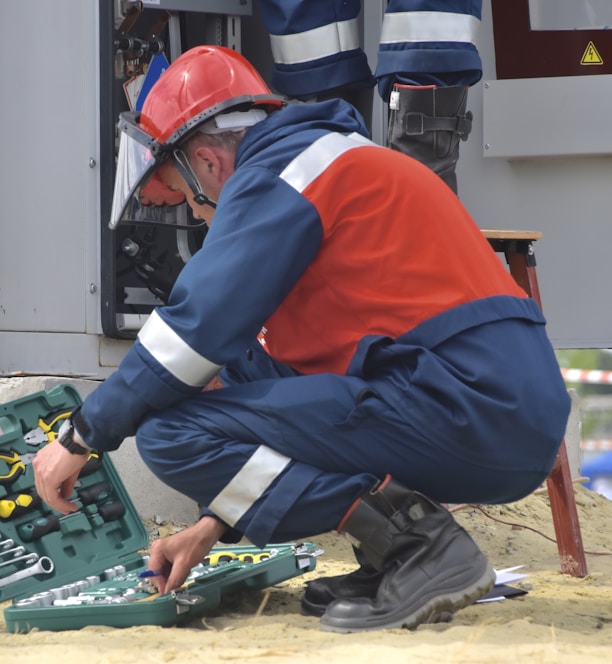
[{"xmin": 138, "ymin": 309, "xmax": 223, "ymax": 388}]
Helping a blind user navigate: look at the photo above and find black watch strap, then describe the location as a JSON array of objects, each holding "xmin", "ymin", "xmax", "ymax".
[{"xmin": 58, "ymin": 417, "xmax": 90, "ymax": 455}]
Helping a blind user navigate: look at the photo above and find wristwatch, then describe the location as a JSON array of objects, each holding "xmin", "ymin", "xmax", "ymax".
[{"xmin": 57, "ymin": 416, "xmax": 90, "ymax": 455}]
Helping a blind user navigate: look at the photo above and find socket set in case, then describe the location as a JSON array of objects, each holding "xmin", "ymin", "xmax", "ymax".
[{"xmin": 0, "ymin": 385, "xmax": 321, "ymax": 632}]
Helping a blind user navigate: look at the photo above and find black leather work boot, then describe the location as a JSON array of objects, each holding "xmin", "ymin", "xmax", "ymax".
[
  {"xmin": 301, "ymin": 546, "xmax": 383, "ymax": 617},
  {"xmin": 387, "ymin": 84, "xmax": 473, "ymax": 194},
  {"xmin": 320, "ymin": 475, "xmax": 495, "ymax": 633}
]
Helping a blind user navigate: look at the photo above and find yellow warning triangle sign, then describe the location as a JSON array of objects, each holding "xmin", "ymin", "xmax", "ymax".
[{"xmin": 581, "ymin": 41, "xmax": 603, "ymax": 65}]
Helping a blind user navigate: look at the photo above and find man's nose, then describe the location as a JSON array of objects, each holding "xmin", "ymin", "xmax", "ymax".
[{"xmin": 189, "ymin": 203, "xmax": 204, "ymax": 220}]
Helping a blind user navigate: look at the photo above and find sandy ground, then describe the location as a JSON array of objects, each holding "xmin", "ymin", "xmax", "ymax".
[{"xmin": 1, "ymin": 483, "xmax": 612, "ymax": 663}]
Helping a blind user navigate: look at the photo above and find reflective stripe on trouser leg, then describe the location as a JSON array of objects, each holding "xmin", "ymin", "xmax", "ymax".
[
  {"xmin": 258, "ymin": 0, "xmax": 372, "ymax": 97},
  {"xmin": 136, "ymin": 410, "xmax": 375, "ymax": 547}
]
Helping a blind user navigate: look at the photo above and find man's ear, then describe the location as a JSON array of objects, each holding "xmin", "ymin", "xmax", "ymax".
[
  {"xmin": 192, "ymin": 141, "xmax": 235, "ymax": 185},
  {"xmin": 192, "ymin": 144, "xmax": 219, "ymax": 176}
]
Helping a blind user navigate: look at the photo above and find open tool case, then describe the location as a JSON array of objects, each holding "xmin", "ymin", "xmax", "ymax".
[{"xmin": 0, "ymin": 385, "xmax": 320, "ymax": 633}]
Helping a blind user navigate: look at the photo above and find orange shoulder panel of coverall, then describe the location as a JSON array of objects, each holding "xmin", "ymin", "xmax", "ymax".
[{"xmin": 262, "ymin": 145, "xmax": 526, "ymax": 375}]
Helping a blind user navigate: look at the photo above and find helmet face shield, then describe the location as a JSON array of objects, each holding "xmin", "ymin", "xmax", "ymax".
[
  {"xmin": 109, "ymin": 102, "xmax": 274, "ymax": 230},
  {"xmin": 110, "ymin": 129, "xmax": 191, "ymax": 229}
]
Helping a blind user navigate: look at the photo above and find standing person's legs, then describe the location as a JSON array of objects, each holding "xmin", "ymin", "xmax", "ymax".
[
  {"xmin": 376, "ymin": 2, "xmax": 483, "ymax": 192},
  {"xmin": 257, "ymin": 0, "xmax": 373, "ymax": 100},
  {"xmin": 387, "ymin": 84, "xmax": 473, "ymax": 193},
  {"xmin": 257, "ymin": 1, "xmax": 375, "ymax": 124}
]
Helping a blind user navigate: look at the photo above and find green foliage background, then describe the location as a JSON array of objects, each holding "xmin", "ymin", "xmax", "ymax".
[{"xmin": 556, "ymin": 349, "xmax": 612, "ymax": 440}]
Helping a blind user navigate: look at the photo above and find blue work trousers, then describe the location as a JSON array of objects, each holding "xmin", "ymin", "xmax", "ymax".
[
  {"xmin": 258, "ymin": 0, "xmax": 483, "ymax": 99},
  {"xmin": 136, "ymin": 316, "xmax": 570, "ymax": 549}
]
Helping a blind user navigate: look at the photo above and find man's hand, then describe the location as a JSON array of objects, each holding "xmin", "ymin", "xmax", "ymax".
[
  {"xmin": 33, "ymin": 441, "xmax": 89, "ymax": 513},
  {"xmin": 147, "ymin": 516, "xmax": 228, "ymax": 594}
]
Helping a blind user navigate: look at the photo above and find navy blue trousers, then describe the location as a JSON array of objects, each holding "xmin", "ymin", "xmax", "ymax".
[{"xmin": 136, "ymin": 318, "xmax": 570, "ymax": 548}]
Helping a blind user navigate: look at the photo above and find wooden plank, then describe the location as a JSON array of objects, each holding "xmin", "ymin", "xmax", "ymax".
[{"xmin": 481, "ymin": 229, "xmax": 543, "ymax": 241}]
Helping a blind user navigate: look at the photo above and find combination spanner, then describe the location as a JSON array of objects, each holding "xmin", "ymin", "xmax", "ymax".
[
  {"xmin": 0, "ymin": 546, "xmax": 26, "ymax": 560},
  {"xmin": 0, "ymin": 556, "xmax": 54, "ymax": 588},
  {"xmin": 0, "ymin": 552, "xmax": 39, "ymax": 569}
]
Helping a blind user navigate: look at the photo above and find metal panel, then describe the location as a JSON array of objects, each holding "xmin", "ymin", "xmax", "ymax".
[
  {"xmin": 0, "ymin": 0, "xmax": 100, "ymax": 335},
  {"xmin": 482, "ymin": 75, "xmax": 612, "ymax": 158},
  {"xmin": 362, "ymin": 0, "xmax": 386, "ymax": 146},
  {"xmin": 0, "ymin": 332, "xmax": 126, "ymax": 378}
]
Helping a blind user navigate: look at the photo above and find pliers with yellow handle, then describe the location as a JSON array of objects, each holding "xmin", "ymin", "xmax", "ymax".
[
  {"xmin": 24, "ymin": 408, "xmax": 72, "ymax": 446},
  {"xmin": 0, "ymin": 451, "xmax": 36, "ymax": 487}
]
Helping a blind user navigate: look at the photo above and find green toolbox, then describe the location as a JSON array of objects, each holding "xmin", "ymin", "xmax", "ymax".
[{"xmin": 0, "ymin": 384, "xmax": 321, "ymax": 632}]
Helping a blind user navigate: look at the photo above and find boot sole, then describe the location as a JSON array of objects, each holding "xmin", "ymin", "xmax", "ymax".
[
  {"xmin": 319, "ymin": 562, "xmax": 496, "ymax": 633},
  {"xmin": 301, "ymin": 598, "xmax": 328, "ymax": 618},
  {"xmin": 302, "ymin": 599, "xmax": 454, "ymax": 622}
]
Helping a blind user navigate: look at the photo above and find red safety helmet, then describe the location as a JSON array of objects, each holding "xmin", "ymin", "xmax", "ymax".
[{"xmin": 110, "ymin": 45, "xmax": 285, "ymax": 228}]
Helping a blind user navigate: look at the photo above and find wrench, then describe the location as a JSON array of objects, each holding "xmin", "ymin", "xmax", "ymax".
[
  {"xmin": 0, "ymin": 556, "xmax": 53, "ymax": 588},
  {"xmin": 0, "ymin": 538, "xmax": 15, "ymax": 550},
  {"xmin": 0, "ymin": 546, "xmax": 26, "ymax": 560},
  {"xmin": 0, "ymin": 552, "xmax": 38, "ymax": 569}
]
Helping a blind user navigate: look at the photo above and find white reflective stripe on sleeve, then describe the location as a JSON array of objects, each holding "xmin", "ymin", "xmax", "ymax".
[
  {"xmin": 280, "ymin": 132, "xmax": 374, "ymax": 194},
  {"xmin": 137, "ymin": 310, "xmax": 223, "ymax": 387},
  {"xmin": 380, "ymin": 12, "xmax": 480, "ymax": 45},
  {"xmin": 269, "ymin": 17, "xmax": 360, "ymax": 65},
  {"xmin": 209, "ymin": 446, "xmax": 291, "ymax": 527}
]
